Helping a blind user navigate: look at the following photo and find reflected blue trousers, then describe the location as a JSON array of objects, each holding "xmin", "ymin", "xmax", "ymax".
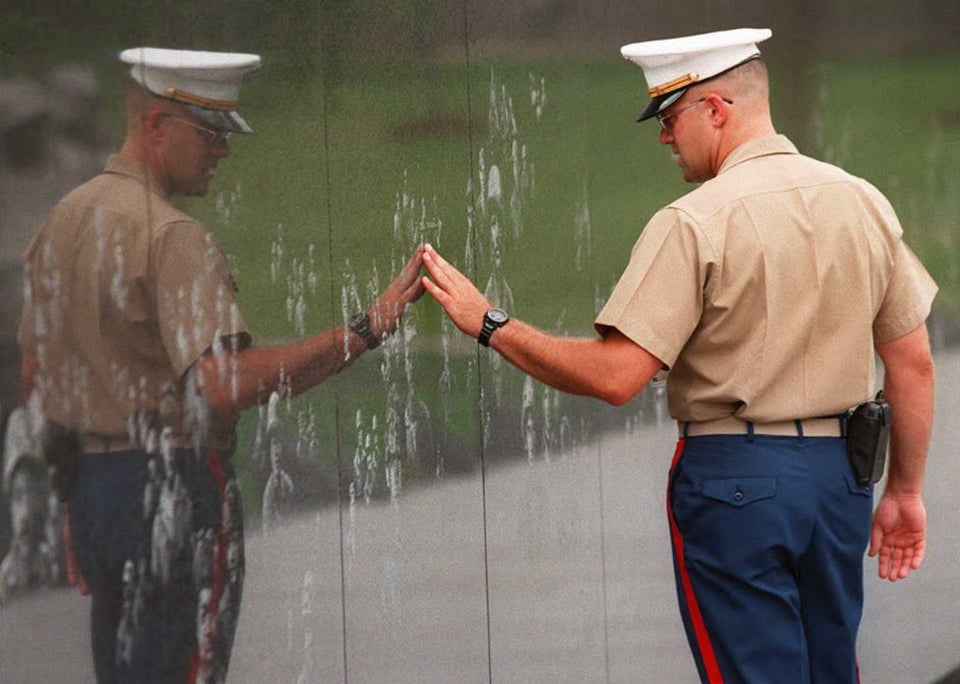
[
  {"xmin": 68, "ymin": 448, "xmax": 244, "ymax": 684},
  {"xmin": 667, "ymin": 434, "xmax": 873, "ymax": 684}
]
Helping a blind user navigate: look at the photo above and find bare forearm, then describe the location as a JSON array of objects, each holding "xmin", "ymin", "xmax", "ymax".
[
  {"xmin": 421, "ymin": 243, "xmax": 660, "ymax": 405},
  {"xmin": 489, "ymin": 321, "xmax": 660, "ymax": 406},
  {"xmin": 192, "ymin": 247, "xmax": 425, "ymax": 419},
  {"xmin": 877, "ymin": 324, "xmax": 935, "ymax": 494},
  {"xmin": 196, "ymin": 324, "xmax": 369, "ymax": 417},
  {"xmin": 883, "ymin": 361, "xmax": 934, "ymax": 494}
]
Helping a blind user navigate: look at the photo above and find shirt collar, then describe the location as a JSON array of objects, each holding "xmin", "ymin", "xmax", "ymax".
[
  {"xmin": 104, "ymin": 153, "xmax": 167, "ymax": 198},
  {"xmin": 717, "ymin": 134, "xmax": 799, "ymax": 176}
]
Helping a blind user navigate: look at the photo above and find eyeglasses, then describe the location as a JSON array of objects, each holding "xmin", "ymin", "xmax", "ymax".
[
  {"xmin": 167, "ymin": 116, "xmax": 231, "ymax": 145},
  {"xmin": 656, "ymin": 97, "xmax": 734, "ymax": 133}
]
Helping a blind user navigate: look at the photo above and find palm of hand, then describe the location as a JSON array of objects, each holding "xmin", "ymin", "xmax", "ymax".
[{"xmin": 870, "ymin": 493, "xmax": 926, "ymax": 581}]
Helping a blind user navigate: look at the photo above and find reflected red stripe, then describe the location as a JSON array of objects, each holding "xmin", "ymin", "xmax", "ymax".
[
  {"xmin": 188, "ymin": 450, "xmax": 230, "ymax": 684},
  {"xmin": 667, "ymin": 439, "xmax": 724, "ymax": 683}
]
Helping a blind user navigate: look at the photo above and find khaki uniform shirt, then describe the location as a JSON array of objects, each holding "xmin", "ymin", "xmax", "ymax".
[
  {"xmin": 596, "ymin": 135, "xmax": 938, "ymax": 423},
  {"xmin": 19, "ymin": 154, "xmax": 250, "ymax": 450}
]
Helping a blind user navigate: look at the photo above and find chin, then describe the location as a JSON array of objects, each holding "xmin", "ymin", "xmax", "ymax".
[{"xmin": 188, "ymin": 182, "xmax": 211, "ymax": 198}]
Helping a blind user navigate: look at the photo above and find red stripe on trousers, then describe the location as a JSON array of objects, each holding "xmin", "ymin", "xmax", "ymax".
[
  {"xmin": 188, "ymin": 450, "xmax": 230, "ymax": 684},
  {"xmin": 667, "ymin": 439, "xmax": 725, "ymax": 684}
]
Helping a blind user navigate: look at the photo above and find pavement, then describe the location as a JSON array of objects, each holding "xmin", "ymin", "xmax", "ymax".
[{"xmin": 2, "ymin": 352, "xmax": 959, "ymax": 684}]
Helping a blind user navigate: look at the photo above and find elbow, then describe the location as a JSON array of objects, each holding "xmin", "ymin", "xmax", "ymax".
[
  {"xmin": 888, "ymin": 347, "xmax": 936, "ymax": 389},
  {"xmin": 605, "ymin": 392, "xmax": 638, "ymax": 408},
  {"xmin": 591, "ymin": 367, "xmax": 654, "ymax": 407},
  {"xmin": 189, "ymin": 355, "xmax": 242, "ymax": 420},
  {"xmin": 598, "ymin": 380, "xmax": 641, "ymax": 407},
  {"xmin": 604, "ymin": 394, "xmax": 632, "ymax": 408},
  {"xmin": 916, "ymin": 352, "xmax": 935, "ymax": 381},
  {"xmin": 915, "ymin": 355, "xmax": 936, "ymax": 399},
  {"xmin": 202, "ymin": 386, "xmax": 239, "ymax": 421}
]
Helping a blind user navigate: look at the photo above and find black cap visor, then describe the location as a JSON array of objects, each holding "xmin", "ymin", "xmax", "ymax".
[
  {"xmin": 637, "ymin": 89, "xmax": 687, "ymax": 122},
  {"xmin": 182, "ymin": 104, "xmax": 254, "ymax": 134}
]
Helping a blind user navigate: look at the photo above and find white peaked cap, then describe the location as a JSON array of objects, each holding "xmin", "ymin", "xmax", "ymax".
[
  {"xmin": 120, "ymin": 47, "xmax": 261, "ymax": 134},
  {"xmin": 620, "ymin": 28, "xmax": 772, "ymax": 122}
]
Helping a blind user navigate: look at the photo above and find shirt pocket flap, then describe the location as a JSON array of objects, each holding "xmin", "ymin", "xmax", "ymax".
[{"xmin": 702, "ymin": 477, "xmax": 777, "ymax": 507}]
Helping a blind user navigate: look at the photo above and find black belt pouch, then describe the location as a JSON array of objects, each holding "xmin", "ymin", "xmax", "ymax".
[
  {"xmin": 40, "ymin": 421, "xmax": 82, "ymax": 502},
  {"xmin": 844, "ymin": 391, "xmax": 892, "ymax": 486}
]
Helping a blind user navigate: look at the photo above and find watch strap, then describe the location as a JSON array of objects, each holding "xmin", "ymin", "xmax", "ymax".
[
  {"xmin": 348, "ymin": 312, "xmax": 380, "ymax": 350},
  {"xmin": 478, "ymin": 320, "xmax": 496, "ymax": 347},
  {"xmin": 478, "ymin": 308, "xmax": 508, "ymax": 347}
]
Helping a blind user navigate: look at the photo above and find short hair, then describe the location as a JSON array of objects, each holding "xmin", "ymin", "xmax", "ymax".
[
  {"xmin": 703, "ymin": 57, "xmax": 769, "ymax": 103},
  {"xmin": 124, "ymin": 80, "xmax": 180, "ymax": 120}
]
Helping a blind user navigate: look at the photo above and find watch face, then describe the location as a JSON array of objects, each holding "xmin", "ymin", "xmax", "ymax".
[
  {"xmin": 487, "ymin": 308, "xmax": 509, "ymax": 324},
  {"xmin": 349, "ymin": 312, "xmax": 369, "ymax": 331}
]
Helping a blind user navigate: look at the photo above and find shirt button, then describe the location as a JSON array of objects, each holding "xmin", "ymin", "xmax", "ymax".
[{"xmin": 733, "ymin": 488, "xmax": 744, "ymax": 502}]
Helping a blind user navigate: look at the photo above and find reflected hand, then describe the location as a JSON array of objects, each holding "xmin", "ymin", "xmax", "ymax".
[
  {"xmin": 371, "ymin": 246, "xmax": 426, "ymax": 339},
  {"xmin": 868, "ymin": 490, "xmax": 926, "ymax": 581},
  {"xmin": 421, "ymin": 243, "xmax": 492, "ymax": 339}
]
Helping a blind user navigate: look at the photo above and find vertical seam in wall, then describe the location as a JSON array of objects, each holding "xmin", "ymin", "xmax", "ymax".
[
  {"xmin": 461, "ymin": 0, "xmax": 494, "ymax": 681},
  {"xmin": 312, "ymin": 6, "xmax": 352, "ymax": 682}
]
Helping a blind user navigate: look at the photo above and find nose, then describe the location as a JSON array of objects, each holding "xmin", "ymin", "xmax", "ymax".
[
  {"xmin": 213, "ymin": 139, "xmax": 230, "ymax": 158},
  {"xmin": 659, "ymin": 126, "xmax": 673, "ymax": 145}
]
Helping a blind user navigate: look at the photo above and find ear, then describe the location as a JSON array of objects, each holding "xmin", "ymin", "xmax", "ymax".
[
  {"xmin": 704, "ymin": 94, "xmax": 729, "ymax": 127},
  {"xmin": 144, "ymin": 106, "xmax": 168, "ymax": 144}
]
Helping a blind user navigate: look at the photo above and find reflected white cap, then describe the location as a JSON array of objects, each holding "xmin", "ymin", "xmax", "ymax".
[
  {"xmin": 120, "ymin": 47, "xmax": 261, "ymax": 134},
  {"xmin": 620, "ymin": 28, "xmax": 772, "ymax": 122}
]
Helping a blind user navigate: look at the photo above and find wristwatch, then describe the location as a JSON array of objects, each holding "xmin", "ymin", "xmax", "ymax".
[
  {"xmin": 347, "ymin": 312, "xmax": 380, "ymax": 350},
  {"xmin": 478, "ymin": 308, "xmax": 509, "ymax": 347}
]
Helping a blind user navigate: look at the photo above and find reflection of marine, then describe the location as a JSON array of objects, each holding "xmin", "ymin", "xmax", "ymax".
[
  {"xmin": 422, "ymin": 28, "xmax": 937, "ymax": 684},
  {"xmin": 19, "ymin": 47, "xmax": 424, "ymax": 683}
]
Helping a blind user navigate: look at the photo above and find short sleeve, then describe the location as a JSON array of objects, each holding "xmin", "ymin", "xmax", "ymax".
[
  {"xmin": 594, "ymin": 208, "xmax": 711, "ymax": 368},
  {"xmin": 153, "ymin": 221, "xmax": 251, "ymax": 377},
  {"xmin": 873, "ymin": 240, "xmax": 938, "ymax": 344}
]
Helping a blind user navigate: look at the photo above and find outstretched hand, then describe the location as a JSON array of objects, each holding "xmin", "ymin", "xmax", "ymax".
[
  {"xmin": 371, "ymin": 246, "xmax": 426, "ymax": 339},
  {"xmin": 868, "ymin": 490, "xmax": 926, "ymax": 581},
  {"xmin": 421, "ymin": 243, "xmax": 492, "ymax": 339}
]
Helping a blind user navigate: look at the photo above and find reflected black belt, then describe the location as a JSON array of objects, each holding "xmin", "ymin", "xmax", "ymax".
[
  {"xmin": 680, "ymin": 416, "xmax": 843, "ymax": 438},
  {"xmin": 82, "ymin": 435, "xmax": 138, "ymax": 453},
  {"xmin": 82, "ymin": 435, "xmax": 192, "ymax": 453}
]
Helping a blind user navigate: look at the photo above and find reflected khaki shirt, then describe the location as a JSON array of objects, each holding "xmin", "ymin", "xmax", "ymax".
[
  {"xmin": 596, "ymin": 135, "xmax": 938, "ymax": 423},
  {"xmin": 19, "ymin": 154, "xmax": 250, "ymax": 449}
]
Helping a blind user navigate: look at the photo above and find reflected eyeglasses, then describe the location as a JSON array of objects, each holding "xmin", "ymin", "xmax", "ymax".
[
  {"xmin": 167, "ymin": 116, "xmax": 232, "ymax": 145},
  {"xmin": 656, "ymin": 97, "xmax": 734, "ymax": 132}
]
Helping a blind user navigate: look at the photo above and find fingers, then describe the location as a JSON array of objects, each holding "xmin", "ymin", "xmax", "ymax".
[
  {"xmin": 878, "ymin": 544, "xmax": 905, "ymax": 581},
  {"xmin": 876, "ymin": 541, "xmax": 902, "ymax": 581},
  {"xmin": 876, "ymin": 541, "xmax": 924, "ymax": 581},
  {"xmin": 406, "ymin": 244, "xmax": 425, "ymax": 273},
  {"xmin": 396, "ymin": 246, "xmax": 425, "ymax": 287},
  {"xmin": 419, "ymin": 244, "xmax": 494, "ymax": 338},
  {"xmin": 422, "ymin": 244, "xmax": 450, "ymax": 287},
  {"xmin": 423, "ymin": 243, "xmax": 468, "ymax": 290},
  {"xmin": 404, "ymin": 271, "xmax": 427, "ymax": 302},
  {"xmin": 421, "ymin": 274, "xmax": 446, "ymax": 303},
  {"xmin": 421, "ymin": 245, "xmax": 462, "ymax": 300},
  {"xmin": 868, "ymin": 522, "xmax": 882, "ymax": 558},
  {"xmin": 886, "ymin": 546, "xmax": 904, "ymax": 580}
]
